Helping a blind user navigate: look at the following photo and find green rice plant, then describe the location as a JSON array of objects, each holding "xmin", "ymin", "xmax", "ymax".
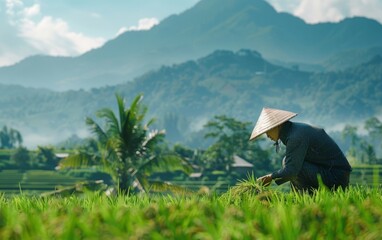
[
  {"xmin": 225, "ymin": 172, "xmax": 264, "ymax": 195},
  {"xmin": 0, "ymin": 186, "xmax": 382, "ymax": 239}
]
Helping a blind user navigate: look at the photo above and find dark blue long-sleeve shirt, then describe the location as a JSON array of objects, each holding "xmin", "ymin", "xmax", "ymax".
[{"xmin": 271, "ymin": 121, "xmax": 352, "ymax": 181}]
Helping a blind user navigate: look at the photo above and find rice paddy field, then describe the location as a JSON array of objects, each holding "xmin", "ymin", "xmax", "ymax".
[
  {"xmin": 0, "ymin": 185, "xmax": 382, "ymax": 240},
  {"xmin": 0, "ymin": 166, "xmax": 381, "ymax": 239}
]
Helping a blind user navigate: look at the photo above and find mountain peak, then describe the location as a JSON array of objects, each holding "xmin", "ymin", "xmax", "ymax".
[
  {"xmin": 196, "ymin": 0, "xmax": 275, "ymax": 10},
  {"xmin": 195, "ymin": 49, "xmax": 271, "ymax": 74},
  {"xmin": 188, "ymin": 0, "xmax": 277, "ymax": 20},
  {"xmin": 198, "ymin": 49, "xmax": 263, "ymax": 63},
  {"xmin": 156, "ymin": 0, "xmax": 278, "ymax": 34}
]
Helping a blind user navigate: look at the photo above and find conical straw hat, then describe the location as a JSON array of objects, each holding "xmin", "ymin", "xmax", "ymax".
[{"xmin": 249, "ymin": 108, "xmax": 297, "ymax": 141}]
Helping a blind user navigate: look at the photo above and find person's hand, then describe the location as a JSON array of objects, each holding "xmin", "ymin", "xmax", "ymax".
[{"xmin": 257, "ymin": 174, "xmax": 272, "ymax": 187}]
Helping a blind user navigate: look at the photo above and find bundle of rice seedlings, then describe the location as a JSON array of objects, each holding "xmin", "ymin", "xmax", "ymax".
[{"xmin": 228, "ymin": 172, "xmax": 266, "ymax": 196}]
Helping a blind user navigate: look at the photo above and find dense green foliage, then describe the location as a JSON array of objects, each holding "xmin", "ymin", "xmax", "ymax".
[
  {"xmin": 10, "ymin": 147, "xmax": 30, "ymax": 169},
  {"xmin": 342, "ymin": 117, "xmax": 382, "ymax": 165},
  {"xmin": 34, "ymin": 146, "xmax": 60, "ymax": 170},
  {"xmin": 202, "ymin": 115, "xmax": 272, "ymax": 175},
  {"xmin": 0, "ymin": 146, "xmax": 62, "ymax": 171},
  {"xmin": 0, "ymin": 186, "xmax": 381, "ymax": 239}
]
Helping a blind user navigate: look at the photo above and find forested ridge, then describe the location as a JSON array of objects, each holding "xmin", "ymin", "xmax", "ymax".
[{"xmin": 0, "ymin": 49, "xmax": 381, "ymax": 147}]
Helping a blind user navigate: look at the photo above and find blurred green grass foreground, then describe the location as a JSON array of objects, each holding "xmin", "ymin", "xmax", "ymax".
[{"xmin": 0, "ymin": 185, "xmax": 381, "ymax": 240}]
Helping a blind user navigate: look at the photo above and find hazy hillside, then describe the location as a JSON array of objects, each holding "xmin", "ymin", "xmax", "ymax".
[
  {"xmin": 322, "ymin": 46, "xmax": 382, "ymax": 71},
  {"xmin": 0, "ymin": 49, "xmax": 380, "ymax": 147},
  {"xmin": 0, "ymin": 0, "xmax": 381, "ymax": 90},
  {"xmin": 118, "ymin": 50, "xmax": 310, "ymax": 122},
  {"xmin": 118, "ymin": 50, "xmax": 382, "ymax": 128}
]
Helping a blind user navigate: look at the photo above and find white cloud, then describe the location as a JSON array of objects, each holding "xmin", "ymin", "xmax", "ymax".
[
  {"xmin": 116, "ymin": 17, "xmax": 159, "ymax": 36},
  {"xmin": 116, "ymin": 27, "xmax": 128, "ymax": 36},
  {"xmin": 19, "ymin": 16, "xmax": 104, "ymax": 56},
  {"xmin": 130, "ymin": 18, "xmax": 159, "ymax": 30},
  {"xmin": 5, "ymin": 0, "xmax": 23, "ymax": 16},
  {"xmin": 1, "ymin": 1, "xmax": 105, "ymax": 66},
  {"xmin": 294, "ymin": 1, "xmax": 345, "ymax": 23},
  {"xmin": 23, "ymin": 3, "xmax": 40, "ymax": 17},
  {"xmin": 0, "ymin": 51, "xmax": 22, "ymax": 66},
  {"xmin": 346, "ymin": 0, "xmax": 382, "ymax": 23},
  {"xmin": 266, "ymin": 0, "xmax": 382, "ymax": 24},
  {"xmin": 266, "ymin": 0, "xmax": 299, "ymax": 13}
]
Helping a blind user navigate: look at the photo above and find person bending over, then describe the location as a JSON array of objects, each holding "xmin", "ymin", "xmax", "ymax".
[{"xmin": 250, "ymin": 108, "xmax": 352, "ymax": 192}]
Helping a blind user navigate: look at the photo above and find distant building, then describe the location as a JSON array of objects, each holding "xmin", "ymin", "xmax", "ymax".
[
  {"xmin": 55, "ymin": 153, "xmax": 69, "ymax": 159},
  {"xmin": 189, "ymin": 172, "xmax": 202, "ymax": 178},
  {"xmin": 231, "ymin": 155, "xmax": 254, "ymax": 175}
]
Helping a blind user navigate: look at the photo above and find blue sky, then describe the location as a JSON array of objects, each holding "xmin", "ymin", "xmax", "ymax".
[{"xmin": 1, "ymin": 0, "xmax": 381, "ymax": 67}]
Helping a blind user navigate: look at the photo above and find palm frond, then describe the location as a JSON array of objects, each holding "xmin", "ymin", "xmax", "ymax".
[
  {"xmin": 136, "ymin": 105, "xmax": 148, "ymax": 123},
  {"xmin": 138, "ymin": 154, "xmax": 193, "ymax": 175},
  {"xmin": 129, "ymin": 94, "xmax": 144, "ymax": 117},
  {"xmin": 105, "ymin": 136, "xmax": 126, "ymax": 161},
  {"xmin": 115, "ymin": 94, "xmax": 127, "ymax": 129},
  {"xmin": 128, "ymin": 94, "xmax": 144, "ymax": 123},
  {"xmin": 142, "ymin": 129, "xmax": 165, "ymax": 149},
  {"xmin": 96, "ymin": 108, "xmax": 120, "ymax": 136},
  {"xmin": 145, "ymin": 117, "xmax": 156, "ymax": 128},
  {"xmin": 85, "ymin": 117, "xmax": 108, "ymax": 144},
  {"xmin": 58, "ymin": 152, "xmax": 97, "ymax": 169},
  {"xmin": 120, "ymin": 108, "xmax": 144, "ymax": 153}
]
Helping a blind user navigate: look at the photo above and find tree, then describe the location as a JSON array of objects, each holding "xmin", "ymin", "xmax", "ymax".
[
  {"xmin": 364, "ymin": 117, "xmax": 382, "ymax": 164},
  {"xmin": 365, "ymin": 117, "xmax": 382, "ymax": 133},
  {"xmin": 202, "ymin": 115, "xmax": 272, "ymax": 175},
  {"xmin": 342, "ymin": 123, "xmax": 379, "ymax": 165},
  {"xmin": 365, "ymin": 117, "xmax": 382, "ymax": 146},
  {"xmin": 11, "ymin": 147, "xmax": 30, "ymax": 170},
  {"xmin": 342, "ymin": 125, "xmax": 360, "ymax": 164},
  {"xmin": 173, "ymin": 144, "xmax": 204, "ymax": 167},
  {"xmin": 0, "ymin": 126, "xmax": 23, "ymax": 149},
  {"xmin": 59, "ymin": 94, "xmax": 191, "ymax": 194},
  {"xmin": 35, "ymin": 146, "xmax": 60, "ymax": 170}
]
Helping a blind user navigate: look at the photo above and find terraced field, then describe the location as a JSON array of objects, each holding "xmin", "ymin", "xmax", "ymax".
[
  {"xmin": 0, "ymin": 165, "xmax": 381, "ymax": 197},
  {"xmin": 168, "ymin": 180, "xmax": 235, "ymax": 194},
  {"xmin": 0, "ymin": 170, "xmax": 84, "ymax": 196},
  {"xmin": 350, "ymin": 165, "xmax": 382, "ymax": 187}
]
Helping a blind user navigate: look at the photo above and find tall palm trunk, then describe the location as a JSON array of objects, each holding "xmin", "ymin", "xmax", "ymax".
[
  {"xmin": 118, "ymin": 170, "xmax": 130, "ymax": 194},
  {"xmin": 118, "ymin": 171, "xmax": 145, "ymax": 194}
]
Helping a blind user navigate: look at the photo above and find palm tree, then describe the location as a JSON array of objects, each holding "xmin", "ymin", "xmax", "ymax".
[{"xmin": 60, "ymin": 94, "xmax": 191, "ymax": 194}]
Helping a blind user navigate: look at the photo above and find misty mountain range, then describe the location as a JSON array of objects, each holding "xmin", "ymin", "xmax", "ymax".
[
  {"xmin": 0, "ymin": 49, "xmax": 381, "ymax": 147},
  {"xmin": 0, "ymin": 0, "xmax": 382, "ymax": 90},
  {"xmin": 0, "ymin": 0, "xmax": 381, "ymax": 147}
]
